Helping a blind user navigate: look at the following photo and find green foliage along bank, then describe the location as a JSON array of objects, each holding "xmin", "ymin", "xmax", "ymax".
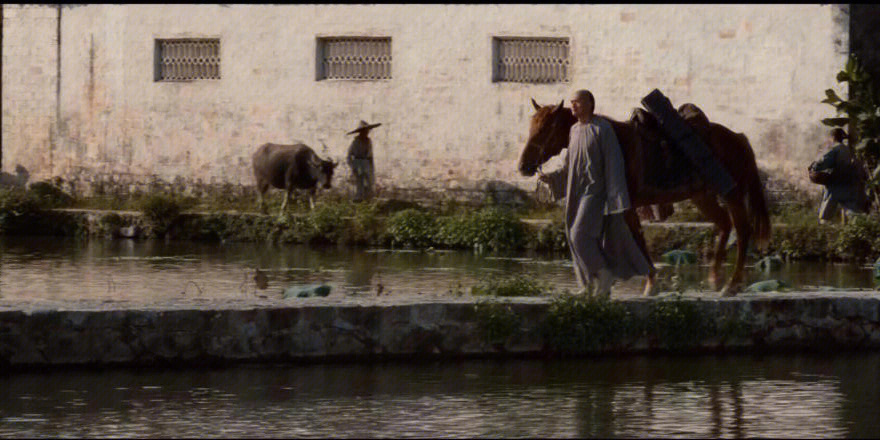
[{"xmin": 1, "ymin": 182, "xmax": 880, "ymax": 262}]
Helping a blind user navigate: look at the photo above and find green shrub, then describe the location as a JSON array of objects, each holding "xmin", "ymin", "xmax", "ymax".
[
  {"xmin": 473, "ymin": 300, "xmax": 522, "ymax": 345},
  {"xmin": 349, "ymin": 201, "xmax": 383, "ymax": 245},
  {"xmin": 643, "ymin": 226, "xmax": 714, "ymax": 257},
  {"xmin": 646, "ymin": 294, "xmax": 711, "ymax": 350},
  {"xmin": 530, "ymin": 219, "xmax": 568, "ymax": 251},
  {"xmin": 138, "ymin": 193, "xmax": 185, "ymax": 236},
  {"xmin": 834, "ymin": 213, "xmax": 880, "ymax": 260},
  {"xmin": 308, "ymin": 200, "xmax": 354, "ymax": 243},
  {"xmin": 663, "ymin": 201, "xmax": 705, "ymax": 222},
  {"xmin": 0, "ymin": 188, "xmax": 43, "ymax": 233},
  {"xmin": 97, "ymin": 212, "xmax": 131, "ymax": 237},
  {"xmin": 435, "ymin": 206, "xmax": 526, "ymax": 251},
  {"xmin": 770, "ymin": 224, "xmax": 836, "ymax": 260},
  {"xmin": 385, "ymin": 208, "xmax": 437, "ymax": 248},
  {"xmin": 27, "ymin": 181, "xmax": 74, "ymax": 208},
  {"xmin": 542, "ymin": 294, "xmax": 636, "ymax": 353},
  {"xmin": 471, "ymin": 274, "xmax": 552, "ymax": 297}
]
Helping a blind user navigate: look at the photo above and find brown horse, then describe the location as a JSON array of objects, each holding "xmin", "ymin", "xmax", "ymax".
[{"xmin": 518, "ymin": 99, "xmax": 771, "ymax": 296}]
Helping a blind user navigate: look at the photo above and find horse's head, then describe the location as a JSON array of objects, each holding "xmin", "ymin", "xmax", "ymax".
[{"xmin": 518, "ymin": 98, "xmax": 575, "ymax": 177}]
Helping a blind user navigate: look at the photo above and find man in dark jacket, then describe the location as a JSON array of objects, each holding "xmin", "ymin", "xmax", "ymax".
[{"xmin": 810, "ymin": 128, "xmax": 869, "ymax": 224}]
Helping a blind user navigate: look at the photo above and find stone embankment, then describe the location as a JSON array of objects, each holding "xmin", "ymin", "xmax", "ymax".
[{"xmin": 1, "ymin": 291, "xmax": 878, "ymax": 368}]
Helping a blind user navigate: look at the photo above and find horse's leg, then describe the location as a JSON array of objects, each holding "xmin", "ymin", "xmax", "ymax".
[
  {"xmin": 691, "ymin": 194, "xmax": 732, "ymax": 291},
  {"xmin": 623, "ymin": 209, "xmax": 657, "ymax": 296},
  {"xmin": 721, "ymin": 197, "xmax": 752, "ymax": 297}
]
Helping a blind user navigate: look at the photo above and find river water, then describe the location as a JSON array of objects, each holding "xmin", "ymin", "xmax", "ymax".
[
  {"xmin": 0, "ymin": 236, "xmax": 876, "ymax": 304},
  {"xmin": 1, "ymin": 237, "xmax": 879, "ymax": 437},
  {"xmin": 1, "ymin": 353, "xmax": 878, "ymax": 438}
]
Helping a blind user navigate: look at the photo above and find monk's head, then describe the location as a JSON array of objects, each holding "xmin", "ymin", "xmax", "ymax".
[{"xmin": 570, "ymin": 89, "xmax": 595, "ymax": 122}]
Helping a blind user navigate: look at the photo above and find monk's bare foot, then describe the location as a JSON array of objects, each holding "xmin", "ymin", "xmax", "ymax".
[
  {"xmin": 643, "ymin": 278, "xmax": 657, "ymax": 297},
  {"xmin": 720, "ymin": 283, "xmax": 741, "ymax": 297},
  {"xmin": 709, "ymin": 271, "xmax": 724, "ymax": 291}
]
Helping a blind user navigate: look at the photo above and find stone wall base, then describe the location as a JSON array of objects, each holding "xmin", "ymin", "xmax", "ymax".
[{"xmin": 1, "ymin": 294, "xmax": 878, "ymax": 369}]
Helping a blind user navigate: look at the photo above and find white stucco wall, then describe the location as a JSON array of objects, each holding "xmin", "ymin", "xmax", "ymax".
[
  {"xmin": 1, "ymin": 4, "xmax": 58, "ymax": 174},
  {"xmin": 1, "ymin": 4, "xmax": 849, "ymax": 199}
]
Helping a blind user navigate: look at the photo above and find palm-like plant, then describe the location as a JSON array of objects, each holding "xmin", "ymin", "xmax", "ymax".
[{"xmin": 822, "ymin": 55, "xmax": 880, "ymax": 213}]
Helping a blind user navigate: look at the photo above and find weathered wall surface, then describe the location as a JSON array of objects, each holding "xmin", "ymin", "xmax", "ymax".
[
  {"xmin": 850, "ymin": 4, "xmax": 880, "ymax": 89},
  {"xmin": 1, "ymin": 4, "xmax": 58, "ymax": 174},
  {"xmin": 2, "ymin": 4, "xmax": 849, "ymax": 199}
]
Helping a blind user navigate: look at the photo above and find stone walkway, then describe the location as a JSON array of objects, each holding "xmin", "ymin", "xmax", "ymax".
[{"xmin": 1, "ymin": 290, "xmax": 878, "ymax": 367}]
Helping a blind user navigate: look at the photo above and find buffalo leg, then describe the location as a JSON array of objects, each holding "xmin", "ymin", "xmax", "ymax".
[
  {"xmin": 280, "ymin": 187, "xmax": 291, "ymax": 215},
  {"xmin": 308, "ymin": 188, "xmax": 317, "ymax": 210},
  {"xmin": 256, "ymin": 181, "xmax": 269, "ymax": 214},
  {"xmin": 692, "ymin": 194, "xmax": 732, "ymax": 292}
]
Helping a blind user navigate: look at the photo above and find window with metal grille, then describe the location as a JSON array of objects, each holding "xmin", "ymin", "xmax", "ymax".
[
  {"xmin": 493, "ymin": 37, "xmax": 570, "ymax": 83},
  {"xmin": 155, "ymin": 38, "xmax": 220, "ymax": 81},
  {"xmin": 317, "ymin": 37, "xmax": 391, "ymax": 80}
]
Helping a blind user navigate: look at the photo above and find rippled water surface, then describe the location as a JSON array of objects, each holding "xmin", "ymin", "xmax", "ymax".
[
  {"xmin": 0, "ymin": 236, "xmax": 875, "ymax": 304},
  {"xmin": 1, "ymin": 353, "xmax": 879, "ymax": 438}
]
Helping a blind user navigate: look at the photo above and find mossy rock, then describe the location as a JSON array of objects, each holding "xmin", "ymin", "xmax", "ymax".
[
  {"xmin": 662, "ymin": 249, "xmax": 698, "ymax": 265},
  {"xmin": 744, "ymin": 279, "xmax": 789, "ymax": 293},
  {"xmin": 282, "ymin": 284, "xmax": 332, "ymax": 298},
  {"xmin": 756, "ymin": 255, "xmax": 784, "ymax": 272}
]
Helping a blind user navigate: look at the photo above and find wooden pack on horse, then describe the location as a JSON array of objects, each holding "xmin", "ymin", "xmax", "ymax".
[
  {"xmin": 252, "ymin": 142, "xmax": 338, "ymax": 214},
  {"xmin": 518, "ymin": 95, "xmax": 771, "ymax": 296}
]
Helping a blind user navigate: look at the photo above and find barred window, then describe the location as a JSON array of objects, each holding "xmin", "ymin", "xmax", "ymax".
[
  {"xmin": 317, "ymin": 37, "xmax": 391, "ymax": 80},
  {"xmin": 493, "ymin": 37, "xmax": 570, "ymax": 83},
  {"xmin": 155, "ymin": 38, "xmax": 220, "ymax": 81}
]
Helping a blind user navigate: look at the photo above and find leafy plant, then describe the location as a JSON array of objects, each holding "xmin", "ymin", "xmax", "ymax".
[
  {"xmin": 473, "ymin": 300, "xmax": 522, "ymax": 345},
  {"xmin": 822, "ymin": 54, "xmax": 880, "ymax": 213},
  {"xmin": 435, "ymin": 206, "xmax": 526, "ymax": 251},
  {"xmin": 385, "ymin": 208, "xmax": 437, "ymax": 248},
  {"xmin": 471, "ymin": 274, "xmax": 552, "ymax": 297},
  {"xmin": 834, "ymin": 213, "xmax": 880, "ymax": 260},
  {"xmin": 27, "ymin": 181, "xmax": 74, "ymax": 208},
  {"xmin": 531, "ymin": 219, "xmax": 568, "ymax": 251},
  {"xmin": 308, "ymin": 200, "xmax": 354, "ymax": 243},
  {"xmin": 646, "ymin": 294, "xmax": 711, "ymax": 350},
  {"xmin": 0, "ymin": 188, "xmax": 43, "ymax": 233},
  {"xmin": 542, "ymin": 294, "xmax": 636, "ymax": 353},
  {"xmin": 138, "ymin": 193, "xmax": 185, "ymax": 236}
]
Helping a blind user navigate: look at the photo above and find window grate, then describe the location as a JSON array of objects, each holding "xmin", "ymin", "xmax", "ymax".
[
  {"xmin": 317, "ymin": 37, "xmax": 391, "ymax": 80},
  {"xmin": 155, "ymin": 39, "xmax": 220, "ymax": 81},
  {"xmin": 493, "ymin": 37, "xmax": 570, "ymax": 83}
]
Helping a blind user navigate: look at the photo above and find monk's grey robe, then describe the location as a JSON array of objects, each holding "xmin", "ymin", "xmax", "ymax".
[{"xmin": 544, "ymin": 117, "xmax": 651, "ymax": 288}]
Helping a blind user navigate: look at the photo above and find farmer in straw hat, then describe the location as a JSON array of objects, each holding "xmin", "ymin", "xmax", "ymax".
[{"xmin": 346, "ymin": 120, "xmax": 381, "ymax": 201}]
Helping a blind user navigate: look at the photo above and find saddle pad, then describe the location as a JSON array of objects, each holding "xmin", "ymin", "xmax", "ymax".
[
  {"xmin": 641, "ymin": 89, "xmax": 736, "ymax": 196},
  {"xmin": 640, "ymin": 133, "xmax": 701, "ymax": 191},
  {"xmin": 630, "ymin": 107, "xmax": 700, "ymax": 192}
]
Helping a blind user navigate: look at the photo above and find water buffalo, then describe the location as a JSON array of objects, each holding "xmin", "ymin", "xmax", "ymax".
[{"xmin": 252, "ymin": 142, "xmax": 337, "ymax": 214}]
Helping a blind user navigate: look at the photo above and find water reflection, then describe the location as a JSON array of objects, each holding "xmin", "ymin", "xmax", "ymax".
[
  {"xmin": 0, "ymin": 353, "xmax": 876, "ymax": 437},
  {"xmin": 0, "ymin": 236, "xmax": 876, "ymax": 304}
]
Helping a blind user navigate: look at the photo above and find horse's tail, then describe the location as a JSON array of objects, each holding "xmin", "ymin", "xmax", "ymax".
[{"xmin": 739, "ymin": 133, "xmax": 771, "ymax": 251}]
